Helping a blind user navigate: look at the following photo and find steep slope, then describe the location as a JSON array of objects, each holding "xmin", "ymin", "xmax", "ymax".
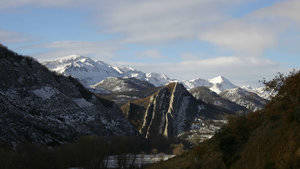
[
  {"xmin": 209, "ymin": 76, "xmax": 238, "ymax": 94},
  {"xmin": 122, "ymin": 83, "xmax": 237, "ymax": 143},
  {"xmin": 92, "ymin": 77, "xmax": 155, "ymax": 93},
  {"xmin": 0, "ymin": 45, "xmax": 136, "ymax": 146},
  {"xmin": 44, "ymin": 56, "xmax": 174, "ymax": 88},
  {"xmin": 241, "ymin": 86, "xmax": 276, "ymax": 100},
  {"xmin": 148, "ymin": 71, "xmax": 300, "ymax": 169},
  {"xmin": 44, "ymin": 55, "xmax": 121, "ymax": 86},
  {"xmin": 220, "ymin": 88, "xmax": 267, "ymax": 111},
  {"xmin": 189, "ymin": 86, "xmax": 248, "ymax": 114},
  {"xmin": 145, "ymin": 72, "xmax": 175, "ymax": 86},
  {"xmin": 182, "ymin": 78, "xmax": 211, "ymax": 89},
  {"xmin": 92, "ymin": 77, "xmax": 159, "ymax": 105}
]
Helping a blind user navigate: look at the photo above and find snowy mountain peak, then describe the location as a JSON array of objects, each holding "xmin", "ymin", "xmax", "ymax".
[
  {"xmin": 209, "ymin": 76, "xmax": 230, "ymax": 84},
  {"xmin": 54, "ymin": 54, "xmax": 89, "ymax": 63},
  {"xmin": 182, "ymin": 78, "xmax": 211, "ymax": 89},
  {"xmin": 208, "ymin": 76, "xmax": 237, "ymax": 94}
]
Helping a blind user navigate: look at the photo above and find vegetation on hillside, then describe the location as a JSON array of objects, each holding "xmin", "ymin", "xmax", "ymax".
[{"xmin": 148, "ymin": 71, "xmax": 300, "ymax": 169}]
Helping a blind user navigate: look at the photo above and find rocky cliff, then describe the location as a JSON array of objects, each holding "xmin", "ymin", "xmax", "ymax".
[{"xmin": 122, "ymin": 82, "xmax": 235, "ymax": 143}]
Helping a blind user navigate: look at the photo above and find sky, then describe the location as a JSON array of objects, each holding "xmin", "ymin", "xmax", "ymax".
[{"xmin": 0, "ymin": 0, "xmax": 299, "ymax": 87}]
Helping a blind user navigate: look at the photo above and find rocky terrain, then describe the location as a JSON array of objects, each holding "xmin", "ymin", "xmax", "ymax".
[
  {"xmin": 220, "ymin": 87, "xmax": 267, "ymax": 112},
  {"xmin": 93, "ymin": 77, "xmax": 160, "ymax": 105},
  {"xmin": 0, "ymin": 45, "xmax": 136, "ymax": 146},
  {"xmin": 189, "ymin": 86, "xmax": 248, "ymax": 114},
  {"xmin": 121, "ymin": 82, "xmax": 237, "ymax": 144},
  {"xmin": 93, "ymin": 77, "xmax": 155, "ymax": 93}
]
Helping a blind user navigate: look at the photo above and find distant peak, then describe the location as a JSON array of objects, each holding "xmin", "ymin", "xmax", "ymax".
[
  {"xmin": 209, "ymin": 75, "xmax": 230, "ymax": 84},
  {"xmin": 55, "ymin": 55, "xmax": 89, "ymax": 61}
]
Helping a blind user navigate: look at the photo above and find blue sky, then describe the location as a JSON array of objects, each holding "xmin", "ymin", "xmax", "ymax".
[{"xmin": 0, "ymin": 0, "xmax": 299, "ymax": 87}]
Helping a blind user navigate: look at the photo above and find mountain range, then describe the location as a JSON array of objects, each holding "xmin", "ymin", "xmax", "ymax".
[
  {"xmin": 43, "ymin": 55, "xmax": 272, "ymax": 99},
  {"xmin": 0, "ymin": 47, "xmax": 271, "ymax": 146}
]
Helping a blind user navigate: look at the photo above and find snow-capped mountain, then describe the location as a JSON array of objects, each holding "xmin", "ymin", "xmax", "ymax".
[
  {"xmin": 208, "ymin": 76, "xmax": 238, "ymax": 94},
  {"xmin": 145, "ymin": 72, "xmax": 175, "ymax": 86},
  {"xmin": 44, "ymin": 55, "xmax": 121, "ymax": 86},
  {"xmin": 241, "ymin": 86, "xmax": 276, "ymax": 100},
  {"xmin": 220, "ymin": 87, "xmax": 267, "ymax": 111},
  {"xmin": 44, "ymin": 55, "xmax": 173, "ymax": 88},
  {"xmin": 44, "ymin": 55, "xmax": 271, "ymax": 99},
  {"xmin": 93, "ymin": 77, "xmax": 155, "ymax": 93},
  {"xmin": 182, "ymin": 76, "xmax": 238, "ymax": 94},
  {"xmin": 182, "ymin": 78, "xmax": 211, "ymax": 89}
]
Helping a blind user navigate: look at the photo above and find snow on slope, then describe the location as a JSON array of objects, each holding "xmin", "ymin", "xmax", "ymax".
[
  {"xmin": 182, "ymin": 78, "xmax": 211, "ymax": 89},
  {"xmin": 208, "ymin": 76, "xmax": 238, "ymax": 94},
  {"xmin": 44, "ymin": 55, "xmax": 268, "ymax": 97},
  {"xmin": 44, "ymin": 55, "xmax": 174, "ymax": 89},
  {"xmin": 145, "ymin": 72, "xmax": 175, "ymax": 87},
  {"xmin": 241, "ymin": 86, "xmax": 276, "ymax": 100},
  {"xmin": 44, "ymin": 55, "xmax": 121, "ymax": 86}
]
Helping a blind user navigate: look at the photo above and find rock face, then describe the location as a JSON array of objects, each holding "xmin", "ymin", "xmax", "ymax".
[
  {"xmin": 0, "ymin": 46, "xmax": 136, "ymax": 146},
  {"xmin": 220, "ymin": 87, "xmax": 267, "ymax": 111},
  {"xmin": 122, "ymin": 83, "xmax": 235, "ymax": 143},
  {"xmin": 189, "ymin": 86, "xmax": 248, "ymax": 114}
]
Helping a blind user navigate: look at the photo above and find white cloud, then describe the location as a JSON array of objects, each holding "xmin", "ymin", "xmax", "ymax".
[
  {"xmin": 99, "ymin": 0, "xmax": 242, "ymax": 43},
  {"xmin": 0, "ymin": 29, "xmax": 33, "ymax": 44},
  {"xmin": 139, "ymin": 49, "xmax": 166, "ymax": 59},
  {"xmin": 123, "ymin": 56, "xmax": 283, "ymax": 87},
  {"xmin": 0, "ymin": 0, "xmax": 84, "ymax": 9},
  {"xmin": 253, "ymin": 0, "xmax": 300, "ymax": 24},
  {"xmin": 199, "ymin": 0, "xmax": 300, "ymax": 56},
  {"xmin": 198, "ymin": 21, "xmax": 277, "ymax": 56},
  {"xmin": 27, "ymin": 41, "xmax": 123, "ymax": 61}
]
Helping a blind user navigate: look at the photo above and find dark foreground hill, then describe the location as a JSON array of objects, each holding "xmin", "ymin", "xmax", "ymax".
[
  {"xmin": 0, "ymin": 45, "xmax": 136, "ymax": 146},
  {"xmin": 148, "ymin": 71, "xmax": 300, "ymax": 169}
]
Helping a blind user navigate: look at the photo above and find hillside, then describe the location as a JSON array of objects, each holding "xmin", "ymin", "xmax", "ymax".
[
  {"xmin": 220, "ymin": 87, "xmax": 267, "ymax": 111},
  {"xmin": 189, "ymin": 86, "xmax": 248, "ymax": 114},
  {"xmin": 121, "ymin": 82, "xmax": 238, "ymax": 144},
  {"xmin": 0, "ymin": 45, "xmax": 136, "ymax": 146},
  {"xmin": 148, "ymin": 71, "xmax": 300, "ymax": 169}
]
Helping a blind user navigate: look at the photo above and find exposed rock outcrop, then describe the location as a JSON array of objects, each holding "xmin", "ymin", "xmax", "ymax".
[{"xmin": 122, "ymin": 82, "xmax": 236, "ymax": 143}]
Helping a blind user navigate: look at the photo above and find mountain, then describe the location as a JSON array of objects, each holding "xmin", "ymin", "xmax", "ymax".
[
  {"xmin": 182, "ymin": 78, "xmax": 211, "ymax": 89},
  {"xmin": 147, "ymin": 71, "xmax": 300, "ymax": 169},
  {"xmin": 241, "ymin": 86, "xmax": 276, "ymax": 100},
  {"xmin": 92, "ymin": 77, "xmax": 160, "ymax": 105},
  {"xmin": 182, "ymin": 76, "xmax": 238, "ymax": 94},
  {"xmin": 92, "ymin": 77, "xmax": 155, "ymax": 93},
  {"xmin": 145, "ymin": 72, "xmax": 175, "ymax": 86},
  {"xmin": 0, "ymin": 46, "xmax": 136, "ymax": 146},
  {"xmin": 44, "ymin": 56, "xmax": 173, "ymax": 89},
  {"xmin": 220, "ymin": 87, "xmax": 267, "ymax": 111},
  {"xmin": 113, "ymin": 66, "xmax": 147, "ymax": 80},
  {"xmin": 208, "ymin": 76, "xmax": 238, "ymax": 94},
  {"xmin": 44, "ymin": 55, "xmax": 270, "ymax": 108},
  {"xmin": 44, "ymin": 55, "xmax": 121, "ymax": 86},
  {"xmin": 121, "ymin": 82, "xmax": 237, "ymax": 144},
  {"xmin": 189, "ymin": 86, "xmax": 248, "ymax": 114}
]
